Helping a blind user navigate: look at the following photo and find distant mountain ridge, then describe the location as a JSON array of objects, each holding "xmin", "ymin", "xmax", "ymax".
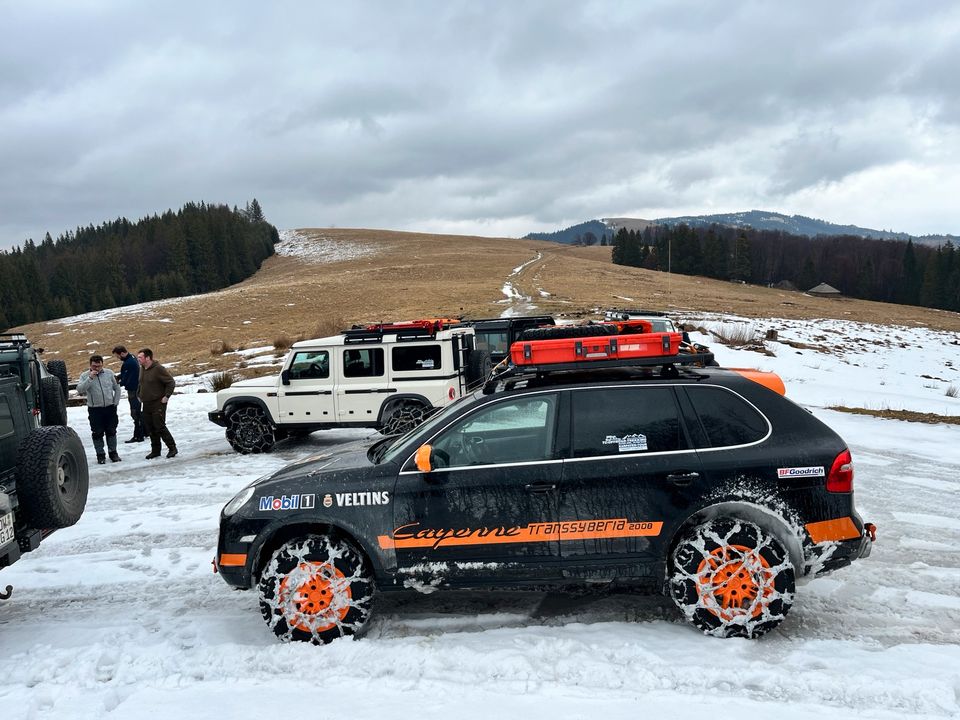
[
  {"xmin": 525, "ymin": 211, "xmax": 953, "ymax": 247},
  {"xmin": 612, "ymin": 210, "xmax": 953, "ymax": 248}
]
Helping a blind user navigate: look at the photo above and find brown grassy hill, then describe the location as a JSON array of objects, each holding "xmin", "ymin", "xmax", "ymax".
[{"xmin": 15, "ymin": 227, "xmax": 960, "ymax": 382}]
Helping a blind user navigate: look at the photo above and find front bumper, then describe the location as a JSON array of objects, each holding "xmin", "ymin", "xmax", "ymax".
[{"xmin": 208, "ymin": 410, "xmax": 227, "ymax": 427}]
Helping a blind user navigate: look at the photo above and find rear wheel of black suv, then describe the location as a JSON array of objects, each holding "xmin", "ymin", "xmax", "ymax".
[
  {"xmin": 16, "ymin": 426, "xmax": 89, "ymax": 528},
  {"xmin": 258, "ymin": 535, "xmax": 374, "ymax": 644},
  {"xmin": 226, "ymin": 406, "xmax": 276, "ymax": 453},
  {"xmin": 670, "ymin": 518, "xmax": 795, "ymax": 638}
]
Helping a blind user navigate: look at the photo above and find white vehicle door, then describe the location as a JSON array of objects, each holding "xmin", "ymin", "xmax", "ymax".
[
  {"xmin": 335, "ymin": 345, "xmax": 390, "ymax": 424},
  {"xmin": 278, "ymin": 349, "xmax": 335, "ymax": 425}
]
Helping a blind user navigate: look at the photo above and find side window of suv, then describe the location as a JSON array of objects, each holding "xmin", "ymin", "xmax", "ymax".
[
  {"xmin": 392, "ymin": 344, "xmax": 442, "ymax": 371},
  {"xmin": 431, "ymin": 394, "xmax": 558, "ymax": 468},
  {"xmin": 684, "ymin": 386, "xmax": 769, "ymax": 447},
  {"xmin": 343, "ymin": 348, "xmax": 384, "ymax": 378},
  {"xmin": 288, "ymin": 351, "xmax": 329, "ymax": 380},
  {"xmin": 571, "ymin": 387, "xmax": 687, "ymax": 457}
]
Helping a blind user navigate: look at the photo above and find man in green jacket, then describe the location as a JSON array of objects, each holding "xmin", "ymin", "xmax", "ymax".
[{"xmin": 137, "ymin": 348, "xmax": 178, "ymax": 459}]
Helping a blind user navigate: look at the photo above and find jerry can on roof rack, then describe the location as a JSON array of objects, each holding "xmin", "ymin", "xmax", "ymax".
[{"xmin": 511, "ymin": 331, "xmax": 682, "ymax": 366}]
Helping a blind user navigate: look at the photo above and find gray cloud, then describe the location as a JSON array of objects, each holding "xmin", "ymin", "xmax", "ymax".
[{"xmin": 2, "ymin": 0, "xmax": 959, "ymax": 249}]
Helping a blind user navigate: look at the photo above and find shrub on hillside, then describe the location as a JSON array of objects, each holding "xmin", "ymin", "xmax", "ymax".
[{"xmin": 208, "ymin": 371, "xmax": 235, "ymax": 392}]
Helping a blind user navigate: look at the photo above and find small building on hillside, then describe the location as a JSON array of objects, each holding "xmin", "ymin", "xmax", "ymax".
[{"xmin": 806, "ymin": 282, "xmax": 842, "ymax": 297}]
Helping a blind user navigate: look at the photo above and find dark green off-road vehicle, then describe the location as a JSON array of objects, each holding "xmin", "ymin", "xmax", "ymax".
[{"xmin": 0, "ymin": 334, "xmax": 88, "ymax": 592}]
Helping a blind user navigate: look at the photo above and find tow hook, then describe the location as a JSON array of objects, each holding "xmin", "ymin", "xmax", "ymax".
[
  {"xmin": 864, "ymin": 523, "xmax": 877, "ymax": 542},
  {"xmin": 0, "ymin": 584, "xmax": 13, "ymax": 600},
  {"xmin": 211, "ymin": 558, "xmax": 219, "ymax": 574}
]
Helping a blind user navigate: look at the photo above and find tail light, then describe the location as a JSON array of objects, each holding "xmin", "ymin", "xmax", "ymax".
[{"xmin": 827, "ymin": 449, "xmax": 854, "ymax": 492}]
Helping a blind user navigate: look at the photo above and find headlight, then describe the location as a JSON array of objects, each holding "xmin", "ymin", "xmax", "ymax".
[{"xmin": 222, "ymin": 486, "xmax": 256, "ymax": 517}]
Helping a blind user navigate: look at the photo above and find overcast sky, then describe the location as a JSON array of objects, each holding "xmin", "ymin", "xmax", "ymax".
[{"xmin": 2, "ymin": 1, "xmax": 959, "ymax": 250}]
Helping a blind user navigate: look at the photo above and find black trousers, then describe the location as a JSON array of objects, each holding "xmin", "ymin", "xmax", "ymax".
[
  {"xmin": 127, "ymin": 392, "xmax": 144, "ymax": 439},
  {"xmin": 88, "ymin": 405, "xmax": 119, "ymax": 456},
  {"xmin": 142, "ymin": 401, "xmax": 176, "ymax": 453}
]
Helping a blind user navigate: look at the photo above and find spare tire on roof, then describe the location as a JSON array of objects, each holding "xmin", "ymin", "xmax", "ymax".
[{"xmin": 518, "ymin": 324, "xmax": 617, "ymax": 341}]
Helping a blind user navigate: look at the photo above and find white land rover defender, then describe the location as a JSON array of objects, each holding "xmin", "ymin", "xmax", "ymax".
[{"xmin": 208, "ymin": 320, "xmax": 491, "ymax": 453}]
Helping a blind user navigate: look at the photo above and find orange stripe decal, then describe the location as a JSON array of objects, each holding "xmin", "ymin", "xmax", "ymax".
[
  {"xmin": 219, "ymin": 553, "xmax": 247, "ymax": 567},
  {"xmin": 378, "ymin": 518, "xmax": 663, "ymax": 550},
  {"xmin": 805, "ymin": 517, "xmax": 859, "ymax": 543}
]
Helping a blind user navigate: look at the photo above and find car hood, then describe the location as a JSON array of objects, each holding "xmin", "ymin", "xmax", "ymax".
[
  {"xmin": 254, "ymin": 435, "xmax": 387, "ymax": 486},
  {"xmin": 228, "ymin": 376, "xmax": 278, "ymax": 389}
]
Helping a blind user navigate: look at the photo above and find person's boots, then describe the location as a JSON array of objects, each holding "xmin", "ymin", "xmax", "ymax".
[
  {"xmin": 124, "ymin": 436, "xmax": 140, "ymax": 444},
  {"xmin": 166, "ymin": 447, "xmax": 178, "ymax": 458},
  {"xmin": 96, "ymin": 454, "xmax": 106, "ymax": 465},
  {"xmin": 109, "ymin": 451, "xmax": 121, "ymax": 462},
  {"xmin": 145, "ymin": 440, "xmax": 162, "ymax": 459}
]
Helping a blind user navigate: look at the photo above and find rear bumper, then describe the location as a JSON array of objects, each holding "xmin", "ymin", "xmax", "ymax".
[{"xmin": 810, "ymin": 521, "xmax": 875, "ymax": 575}]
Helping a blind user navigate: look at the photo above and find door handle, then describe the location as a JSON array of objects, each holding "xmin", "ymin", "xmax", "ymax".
[
  {"xmin": 666, "ymin": 471, "xmax": 700, "ymax": 486},
  {"xmin": 524, "ymin": 482, "xmax": 557, "ymax": 493}
]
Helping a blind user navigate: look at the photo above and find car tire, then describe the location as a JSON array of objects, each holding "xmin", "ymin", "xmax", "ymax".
[
  {"xmin": 16, "ymin": 426, "xmax": 89, "ymax": 529},
  {"xmin": 225, "ymin": 406, "xmax": 276, "ymax": 453},
  {"xmin": 380, "ymin": 399, "xmax": 427, "ymax": 435},
  {"xmin": 40, "ymin": 375, "xmax": 68, "ymax": 426},
  {"xmin": 669, "ymin": 518, "xmax": 795, "ymax": 638},
  {"xmin": 45, "ymin": 360, "xmax": 69, "ymax": 399},
  {"xmin": 258, "ymin": 534, "xmax": 374, "ymax": 644},
  {"xmin": 466, "ymin": 348, "xmax": 492, "ymax": 386},
  {"xmin": 518, "ymin": 324, "xmax": 617, "ymax": 341}
]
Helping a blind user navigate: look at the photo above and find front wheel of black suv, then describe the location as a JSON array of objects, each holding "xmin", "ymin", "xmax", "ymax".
[
  {"xmin": 258, "ymin": 535, "xmax": 374, "ymax": 644},
  {"xmin": 669, "ymin": 518, "xmax": 795, "ymax": 638}
]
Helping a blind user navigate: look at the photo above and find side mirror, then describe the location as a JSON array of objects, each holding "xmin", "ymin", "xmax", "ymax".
[
  {"xmin": 280, "ymin": 370, "xmax": 291, "ymax": 386},
  {"xmin": 415, "ymin": 444, "xmax": 433, "ymax": 473}
]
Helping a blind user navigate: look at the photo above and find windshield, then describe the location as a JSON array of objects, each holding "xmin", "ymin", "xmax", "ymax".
[{"xmin": 371, "ymin": 392, "xmax": 477, "ymax": 465}]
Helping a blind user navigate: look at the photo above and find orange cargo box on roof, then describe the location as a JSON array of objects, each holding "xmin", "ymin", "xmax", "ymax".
[{"xmin": 511, "ymin": 332, "xmax": 682, "ymax": 366}]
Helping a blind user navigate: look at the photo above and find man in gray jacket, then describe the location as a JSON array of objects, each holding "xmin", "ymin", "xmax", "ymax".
[{"xmin": 76, "ymin": 354, "xmax": 123, "ymax": 464}]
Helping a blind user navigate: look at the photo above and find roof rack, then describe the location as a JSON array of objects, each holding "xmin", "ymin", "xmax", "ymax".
[
  {"xmin": 0, "ymin": 333, "xmax": 30, "ymax": 347},
  {"xmin": 483, "ymin": 350, "xmax": 715, "ymax": 393},
  {"xmin": 342, "ymin": 318, "xmax": 465, "ymax": 343}
]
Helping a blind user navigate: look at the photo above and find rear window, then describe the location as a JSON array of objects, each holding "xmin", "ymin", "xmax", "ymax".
[
  {"xmin": 392, "ymin": 344, "xmax": 442, "ymax": 371},
  {"xmin": 685, "ymin": 386, "xmax": 769, "ymax": 447},
  {"xmin": 571, "ymin": 387, "xmax": 687, "ymax": 457}
]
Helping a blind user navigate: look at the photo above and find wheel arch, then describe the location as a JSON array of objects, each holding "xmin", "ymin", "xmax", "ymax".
[
  {"xmin": 250, "ymin": 520, "xmax": 384, "ymax": 587},
  {"xmin": 664, "ymin": 501, "xmax": 805, "ymax": 582},
  {"xmin": 377, "ymin": 393, "xmax": 432, "ymax": 425},
  {"xmin": 223, "ymin": 396, "xmax": 277, "ymax": 424}
]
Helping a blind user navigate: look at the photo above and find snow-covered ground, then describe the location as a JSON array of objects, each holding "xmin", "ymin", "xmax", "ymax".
[{"xmin": 2, "ymin": 317, "xmax": 959, "ymax": 720}]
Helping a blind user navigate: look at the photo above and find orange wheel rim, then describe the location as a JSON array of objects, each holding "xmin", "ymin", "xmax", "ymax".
[
  {"xmin": 278, "ymin": 561, "xmax": 352, "ymax": 633},
  {"xmin": 696, "ymin": 544, "xmax": 774, "ymax": 622}
]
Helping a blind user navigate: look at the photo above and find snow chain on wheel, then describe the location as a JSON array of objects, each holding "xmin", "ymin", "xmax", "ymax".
[
  {"xmin": 40, "ymin": 375, "xmax": 68, "ymax": 426},
  {"xmin": 225, "ymin": 406, "xmax": 276, "ymax": 453},
  {"xmin": 380, "ymin": 400, "xmax": 427, "ymax": 435},
  {"xmin": 670, "ymin": 518, "xmax": 795, "ymax": 638},
  {"xmin": 16, "ymin": 426, "xmax": 89, "ymax": 528},
  {"xmin": 258, "ymin": 535, "xmax": 374, "ymax": 644}
]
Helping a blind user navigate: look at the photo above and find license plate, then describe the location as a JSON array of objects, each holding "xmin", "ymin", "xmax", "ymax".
[{"xmin": 0, "ymin": 511, "xmax": 14, "ymax": 549}]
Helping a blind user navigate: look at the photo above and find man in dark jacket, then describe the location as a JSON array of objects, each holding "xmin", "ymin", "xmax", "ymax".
[
  {"xmin": 113, "ymin": 345, "xmax": 144, "ymax": 443},
  {"xmin": 76, "ymin": 354, "xmax": 123, "ymax": 464},
  {"xmin": 137, "ymin": 348, "xmax": 178, "ymax": 459}
]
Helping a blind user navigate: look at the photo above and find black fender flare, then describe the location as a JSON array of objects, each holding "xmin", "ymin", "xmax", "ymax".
[
  {"xmin": 377, "ymin": 393, "xmax": 432, "ymax": 425},
  {"xmin": 222, "ymin": 396, "xmax": 277, "ymax": 425},
  {"xmin": 247, "ymin": 515, "xmax": 394, "ymax": 588},
  {"xmin": 662, "ymin": 500, "xmax": 806, "ymax": 585}
]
